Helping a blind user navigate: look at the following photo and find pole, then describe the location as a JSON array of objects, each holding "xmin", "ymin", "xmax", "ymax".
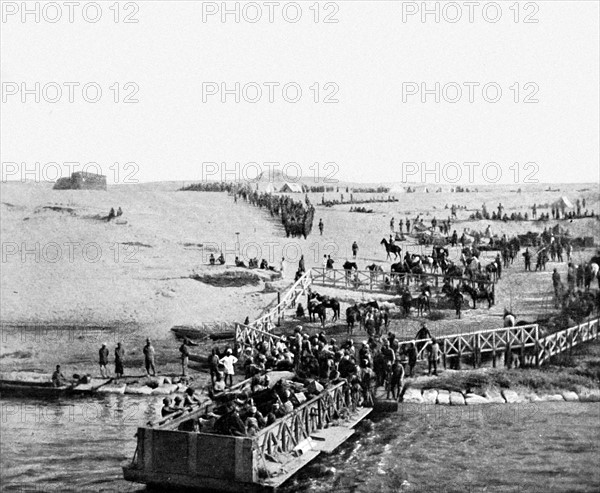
[
  {"xmin": 535, "ymin": 324, "xmax": 540, "ymax": 368},
  {"xmin": 277, "ymin": 292, "xmax": 281, "ymax": 326}
]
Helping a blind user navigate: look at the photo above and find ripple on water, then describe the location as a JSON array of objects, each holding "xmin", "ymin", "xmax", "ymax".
[{"xmin": 1, "ymin": 397, "xmax": 599, "ymax": 493}]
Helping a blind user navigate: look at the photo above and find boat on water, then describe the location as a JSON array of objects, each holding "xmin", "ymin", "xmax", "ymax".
[
  {"xmin": 123, "ymin": 371, "xmax": 373, "ymax": 492},
  {"xmin": 0, "ymin": 371, "xmax": 74, "ymax": 397},
  {"xmin": 171, "ymin": 325, "xmax": 236, "ymax": 341}
]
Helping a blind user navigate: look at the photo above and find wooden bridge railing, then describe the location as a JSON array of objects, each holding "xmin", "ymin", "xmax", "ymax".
[
  {"xmin": 235, "ymin": 324, "xmax": 283, "ymax": 358},
  {"xmin": 311, "ymin": 268, "xmax": 495, "ymax": 294},
  {"xmin": 254, "ymin": 381, "xmax": 356, "ymax": 462},
  {"xmin": 234, "ymin": 271, "xmax": 311, "ymax": 351},
  {"xmin": 246, "ymin": 270, "xmax": 313, "ymax": 334},
  {"xmin": 537, "ymin": 317, "xmax": 599, "ymax": 364},
  {"xmin": 397, "ymin": 324, "xmax": 539, "ymax": 368},
  {"xmin": 234, "ymin": 271, "xmax": 313, "ymax": 358}
]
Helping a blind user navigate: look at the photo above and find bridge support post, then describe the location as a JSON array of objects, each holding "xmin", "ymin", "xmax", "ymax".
[
  {"xmin": 534, "ymin": 325, "xmax": 540, "ymax": 368},
  {"xmin": 442, "ymin": 339, "xmax": 447, "ymax": 370},
  {"xmin": 492, "ymin": 332, "xmax": 497, "ymax": 368},
  {"xmin": 569, "ymin": 331, "xmax": 574, "ymax": 357},
  {"xmin": 520, "ymin": 329, "xmax": 526, "ymax": 368},
  {"xmin": 277, "ymin": 292, "xmax": 281, "ymax": 326}
]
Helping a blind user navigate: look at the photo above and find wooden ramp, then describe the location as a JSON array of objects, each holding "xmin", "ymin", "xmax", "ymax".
[
  {"xmin": 260, "ymin": 406, "xmax": 372, "ymax": 489},
  {"xmin": 309, "ymin": 427, "xmax": 355, "ymax": 454},
  {"xmin": 261, "ymin": 450, "xmax": 321, "ymax": 490}
]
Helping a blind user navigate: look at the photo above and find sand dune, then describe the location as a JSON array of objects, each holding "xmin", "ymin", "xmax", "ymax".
[{"xmin": 2, "ymin": 181, "xmax": 598, "ymax": 331}]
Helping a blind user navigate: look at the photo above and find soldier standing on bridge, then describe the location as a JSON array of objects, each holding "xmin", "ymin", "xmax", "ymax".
[{"xmin": 426, "ymin": 338, "xmax": 440, "ymax": 376}]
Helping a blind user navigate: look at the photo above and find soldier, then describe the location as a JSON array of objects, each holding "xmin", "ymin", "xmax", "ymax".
[
  {"xmin": 99, "ymin": 343, "xmax": 109, "ymax": 378},
  {"xmin": 143, "ymin": 339, "xmax": 156, "ymax": 377}
]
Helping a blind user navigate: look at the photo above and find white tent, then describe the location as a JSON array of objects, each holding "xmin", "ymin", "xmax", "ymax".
[
  {"xmin": 280, "ymin": 182, "xmax": 303, "ymax": 193},
  {"xmin": 554, "ymin": 196, "xmax": 573, "ymax": 209},
  {"xmin": 264, "ymin": 182, "xmax": 276, "ymax": 194}
]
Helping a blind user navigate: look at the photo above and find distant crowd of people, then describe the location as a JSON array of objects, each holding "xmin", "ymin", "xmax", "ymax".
[
  {"xmin": 180, "ymin": 182, "xmax": 236, "ymax": 192},
  {"xmin": 236, "ymin": 187, "xmax": 316, "ymax": 239},
  {"xmin": 468, "ymin": 200, "xmax": 595, "ymax": 223}
]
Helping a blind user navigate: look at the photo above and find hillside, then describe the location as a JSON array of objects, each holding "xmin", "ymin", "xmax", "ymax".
[{"xmin": 0, "ymin": 181, "xmax": 285, "ymax": 330}]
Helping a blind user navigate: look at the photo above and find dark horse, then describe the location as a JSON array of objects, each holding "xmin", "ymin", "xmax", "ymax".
[
  {"xmin": 381, "ymin": 238, "xmax": 402, "ymax": 260},
  {"xmin": 308, "ymin": 299, "xmax": 326, "ymax": 327},
  {"xmin": 308, "ymin": 292, "xmax": 341, "ymax": 321},
  {"xmin": 346, "ymin": 305, "xmax": 361, "ymax": 335},
  {"xmin": 461, "ymin": 283, "xmax": 494, "ymax": 309},
  {"xmin": 343, "ymin": 261, "xmax": 358, "ymax": 281}
]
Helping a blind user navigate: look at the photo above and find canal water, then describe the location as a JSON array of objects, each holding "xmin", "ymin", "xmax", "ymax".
[{"xmin": 1, "ymin": 396, "xmax": 598, "ymax": 492}]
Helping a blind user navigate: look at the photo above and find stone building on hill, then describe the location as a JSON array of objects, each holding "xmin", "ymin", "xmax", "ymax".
[{"xmin": 53, "ymin": 172, "xmax": 107, "ymax": 190}]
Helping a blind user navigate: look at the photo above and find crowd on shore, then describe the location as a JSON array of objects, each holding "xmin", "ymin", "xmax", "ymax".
[{"xmin": 51, "ymin": 338, "xmax": 197, "ymax": 387}]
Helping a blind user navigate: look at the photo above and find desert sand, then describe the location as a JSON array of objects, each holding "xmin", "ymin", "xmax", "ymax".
[{"xmin": 1, "ymin": 180, "xmax": 598, "ymax": 377}]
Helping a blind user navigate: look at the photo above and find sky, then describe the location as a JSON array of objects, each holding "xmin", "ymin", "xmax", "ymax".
[{"xmin": 1, "ymin": 0, "xmax": 599, "ymax": 186}]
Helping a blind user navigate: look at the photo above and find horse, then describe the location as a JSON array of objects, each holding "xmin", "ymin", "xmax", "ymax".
[
  {"xmin": 343, "ymin": 260, "xmax": 358, "ymax": 282},
  {"xmin": 485, "ymin": 262, "xmax": 498, "ymax": 282},
  {"xmin": 346, "ymin": 305, "xmax": 361, "ymax": 335},
  {"xmin": 503, "ymin": 308, "xmax": 516, "ymax": 327},
  {"xmin": 504, "ymin": 308, "xmax": 534, "ymax": 327},
  {"xmin": 461, "ymin": 283, "xmax": 494, "ymax": 309},
  {"xmin": 308, "ymin": 299, "xmax": 326, "ymax": 326},
  {"xmin": 366, "ymin": 263, "xmax": 384, "ymax": 279},
  {"xmin": 309, "ymin": 292, "xmax": 341, "ymax": 321},
  {"xmin": 381, "ymin": 238, "xmax": 402, "ymax": 260},
  {"xmin": 390, "ymin": 262, "xmax": 409, "ymax": 288}
]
